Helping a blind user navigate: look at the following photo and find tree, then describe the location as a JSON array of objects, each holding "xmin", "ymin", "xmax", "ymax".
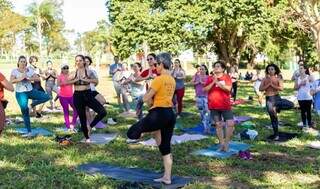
[
  {"xmin": 288, "ymin": 0, "xmax": 320, "ymax": 54},
  {"xmin": 27, "ymin": 0, "xmax": 69, "ymax": 58},
  {"xmin": 0, "ymin": 0, "xmax": 28, "ymax": 55}
]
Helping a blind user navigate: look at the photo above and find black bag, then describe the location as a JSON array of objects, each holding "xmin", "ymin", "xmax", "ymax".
[{"xmin": 1, "ymin": 100, "xmax": 8, "ymax": 109}]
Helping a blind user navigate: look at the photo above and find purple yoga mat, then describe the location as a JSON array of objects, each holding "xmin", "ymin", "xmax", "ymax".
[
  {"xmin": 95, "ymin": 121, "xmax": 106, "ymax": 129},
  {"xmin": 234, "ymin": 116, "xmax": 252, "ymax": 124}
]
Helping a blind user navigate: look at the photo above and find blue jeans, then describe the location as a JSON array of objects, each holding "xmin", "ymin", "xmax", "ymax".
[
  {"xmin": 133, "ymin": 95, "xmax": 144, "ymax": 120},
  {"xmin": 16, "ymin": 89, "xmax": 50, "ymax": 132},
  {"xmin": 196, "ymin": 96, "xmax": 211, "ymax": 129}
]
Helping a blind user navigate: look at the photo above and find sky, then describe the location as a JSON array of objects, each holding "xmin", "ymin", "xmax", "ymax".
[{"xmin": 9, "ymin": 0, "xmax": 108, "ymax": 33}]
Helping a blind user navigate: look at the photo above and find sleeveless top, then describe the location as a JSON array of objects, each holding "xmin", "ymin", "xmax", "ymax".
[
  {"xmin": 74, "ymin": 69, "xmax": 90, "ymax": 86},
  {"xmin": 297, "ymin": 75, "xmax": 313, "ymax": 100}
]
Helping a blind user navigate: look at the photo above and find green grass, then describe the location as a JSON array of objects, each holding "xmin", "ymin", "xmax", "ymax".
[{"xmin": 1, "ymin": 81, "xmax": 320, "ymax": 189}]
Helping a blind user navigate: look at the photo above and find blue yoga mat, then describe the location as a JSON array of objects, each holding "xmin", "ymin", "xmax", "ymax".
[
  {"xmin": 193, "ymin": 141, "xmax": 250, "ymax": 159},
  {"xmin": 182, "ymin": 123, "xmax": 216, "ymax": 135},
  {"xmin": 78, "ymin": 163, "xmax": 192, "ymax": 189},
  {"xmin": 14, "ymin": 127, "xmax": 53, "ymax": 137}
]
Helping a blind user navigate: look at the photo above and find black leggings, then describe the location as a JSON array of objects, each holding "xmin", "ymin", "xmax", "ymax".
[
  {"xmin": 298, "ymin": 100, "xmax": 312, "ymax": 126},
  {"xmin": 73, "ymin": 90, "xmax": 107, "ymax": 139},
  {"xmin": 127, "ymin": 107, "xmax": 176, "ymax": 156},
  {"xmin": 266, "ymin": 95, "xmax": 281, "ymax": 136},
  {"xmin": 231, "ymin": 82, "xmax": 237, "ymax": 101}
]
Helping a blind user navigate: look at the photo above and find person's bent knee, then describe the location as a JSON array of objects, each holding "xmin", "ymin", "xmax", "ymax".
[
  {"xmin": 159, "ymin": 145, "xmax": 171, "ymax": 156},
  {"xmin": 127, "ymin": 124, "xmax": 141, "ymax": 139}
]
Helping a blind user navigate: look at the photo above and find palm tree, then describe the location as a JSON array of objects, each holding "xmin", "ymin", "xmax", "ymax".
[{"xmin": 27, "ymin": 0, "xmax": 64, "ymax": 63}]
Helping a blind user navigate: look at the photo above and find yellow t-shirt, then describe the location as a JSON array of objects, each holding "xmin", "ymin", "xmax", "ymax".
[{"xmin": 150, "ymin": 74, "xmax": 176, "ymax": 109}]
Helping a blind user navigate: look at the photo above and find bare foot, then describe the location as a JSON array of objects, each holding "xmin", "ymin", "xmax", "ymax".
[
  {"xmin": 218, "ymin": 143, "xmax": 225, "ymax": 151},
  {"xmin": 153, "ymin": 177, "xmax": 171, "ymax": 185},
  {"xmin": 223, "ymin": 143, "xmax": 229, "ymax": 152}
]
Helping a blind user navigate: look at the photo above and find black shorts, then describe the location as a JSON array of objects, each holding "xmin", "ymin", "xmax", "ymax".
[{"xmin": 210, "ymin": 109, "xmax": 234, "ymax": 122}]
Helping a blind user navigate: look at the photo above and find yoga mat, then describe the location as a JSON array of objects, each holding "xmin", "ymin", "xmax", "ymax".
[
  {"xmin": 139, "ymin": 133, "xmax": 208, "ymax": 146},
  {"xmin": 234, "ymin": 116, "xmax": 252, "ymax": 125},
  {"xmin": 193, "ymin": 141, "xmax": 250, "ymax": 159},
  {"xmin": 95, "ymin": 121, "xmax": 106, "ymax": 129},
  {"xmin": 307, "ymin": 141, "xmax": 320, "ymax": 149},
  {"xmin": 81, "ymin": 133, "xmax": 117, "ymax": 144},
  {"xmin": 267, "ymin": 132, "xmax": 300, "ymax": 142},
  {"xmin": 182, "ymin": 123, "xmax": 216, "ymax": 135},
  {"xmin": 14, "ymin": 127, "xmax": 53, "ymax": 137},
  {"xmin": 78, "ymin": 163, "xmax": 193, "ymax": 189}
]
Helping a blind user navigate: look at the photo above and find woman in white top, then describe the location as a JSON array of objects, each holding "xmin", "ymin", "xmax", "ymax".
[
  {"xmin": 294, "ymin": 64, "xmax": 314, "ymax": 128},
  {"xmin": 252, "ymin": 69, "xmax": 264, "ymax": 106},
  {"xmin": 10, "ymin": 56, "xmax": 50, "ymax": 137}
]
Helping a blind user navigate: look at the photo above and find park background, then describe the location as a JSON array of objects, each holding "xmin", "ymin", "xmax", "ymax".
[{"xmin": 0, "ymin": 0, "xmax": 320, "ymax": 188}]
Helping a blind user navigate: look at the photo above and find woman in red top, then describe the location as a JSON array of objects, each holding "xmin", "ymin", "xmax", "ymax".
[
  {"xmin": 0, "ymin": 72, "xmax": 14, "ymax": 136},
  {"xmin": 204, "ymin": 61, "xmax": 234, "ymax": 151}
]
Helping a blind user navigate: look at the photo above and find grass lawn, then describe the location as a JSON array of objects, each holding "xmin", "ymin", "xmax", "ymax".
[{"xmin": 0, "ymin": 77, "xmax": 320, "ymax": 189}]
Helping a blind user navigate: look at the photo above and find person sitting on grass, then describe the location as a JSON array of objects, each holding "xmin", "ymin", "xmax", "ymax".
[
  {"xmin": 204, "ymin": 60, "xmax": 234, "ymax": 152},
  {"xmin": 259, "ymin": 63, "xmax": 283, "ymax": 140},
  {"xmin": 127, "ymin": 52, "xmax": 176, "ymax": 185},
  {"xmin": 10, "ymin": 56, "xmax": 50, "ymax": 137},
  {"xmin": 0, "ymin": 71, "xmax": 14, "ymax": 136}
]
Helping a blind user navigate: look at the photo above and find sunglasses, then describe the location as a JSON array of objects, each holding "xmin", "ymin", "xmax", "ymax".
[{"xmin": 62, "ymin": 66, "xmax": 69, "ymax": 70}]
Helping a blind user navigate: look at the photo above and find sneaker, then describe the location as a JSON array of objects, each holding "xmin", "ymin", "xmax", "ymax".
[
  {"xmin": 107, "ymin": 118, "xmax": 117, "ymax": 125},
  {"xmin": 21, "ymin": 132, "xmax": 32, "ymax": 138},
  {"xmin": 126, "ymin": 139, "xmax": 139, "ymax": 144}
]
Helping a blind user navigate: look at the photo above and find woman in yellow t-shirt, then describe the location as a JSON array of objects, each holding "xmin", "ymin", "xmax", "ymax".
[{"xmin": 127, "ymin": 52, "xmax": 176, "ymax": 185}]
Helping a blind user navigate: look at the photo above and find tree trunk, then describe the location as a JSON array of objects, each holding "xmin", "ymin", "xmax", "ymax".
[{"xmin": 311, "ymin": 23, "xmax": 320, "ymax": 55}]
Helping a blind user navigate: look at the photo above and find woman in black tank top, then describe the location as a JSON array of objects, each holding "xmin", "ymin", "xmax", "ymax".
[{"xmin": 70, "ymin": 55, "xmax": 106, "ymax": 143}]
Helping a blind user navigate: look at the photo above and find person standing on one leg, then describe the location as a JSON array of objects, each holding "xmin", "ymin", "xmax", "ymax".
[
  {"xmin": 10, "ymin": 56, "xmax": 50, "ymax": 137},
  {"xmin": 204, "ymin": 60, "xmax": 234, "ymax": 152},
  {"xmin": 0, "ymin": 71, "xmax": 14, "ymax": 136},
  {"xmin": 259, "ymin": 64, "xmax": 283, "ymax": 141},
  {"xmin": 127, "ymin": 53, "xmax": 176, "ymax": 185},
  {"xmin": 109, "ymin": 56, "xmax": 123, "ymax": 108},
  {"xmin": 172, "ymin": 59, "xmax": 186, "ymax": 118},
  {"xmin": 71, "ymin": 55, "xmax": 107, "ymax": 143},
  {"xmin": 192, "ymin": 64, "xmax": 211, "ymax": 133},
  {"xmin": 294, "ymin": 64, "xmax": 314, "ymax": 129},
  {"xmin": 43, "ymin": 60, "xmax": 58, "ymax": 110},
  {"xmin": 57, "ymin": 63, "xmax": 78, "ymax": 131},
  {"xmin": 252, "ymin": 69, "xmax": 264, "ymax": 106},
  {"xmin": 28, "ymin": 56, "xmax": 45, "ymax": 118},
  {"xmin": 228, "ymin": 65, "xmax": 238, "ymax": 101}
]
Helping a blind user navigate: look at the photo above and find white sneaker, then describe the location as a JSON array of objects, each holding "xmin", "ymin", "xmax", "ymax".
[
  {"xmin": 21, "ymin": 132, "xmax": 32, "ymax": 137},
  {"xmin": 107, "ymin": 118, "xmax": 117, "ymax": 125},
  {"xmin": 126, "ymin": 139, "xmax": 139, "ymax": 143}
]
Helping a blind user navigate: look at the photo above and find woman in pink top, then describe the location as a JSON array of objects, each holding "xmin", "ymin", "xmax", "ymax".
[{"xmin": 57, "ymin": 63, "xmax": 78, "ymax": 131}]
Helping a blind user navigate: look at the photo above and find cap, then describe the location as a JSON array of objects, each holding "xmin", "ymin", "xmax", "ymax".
[{"xmin": 60, "ymin": 62, "xmax": 69, "ymax": 69}]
